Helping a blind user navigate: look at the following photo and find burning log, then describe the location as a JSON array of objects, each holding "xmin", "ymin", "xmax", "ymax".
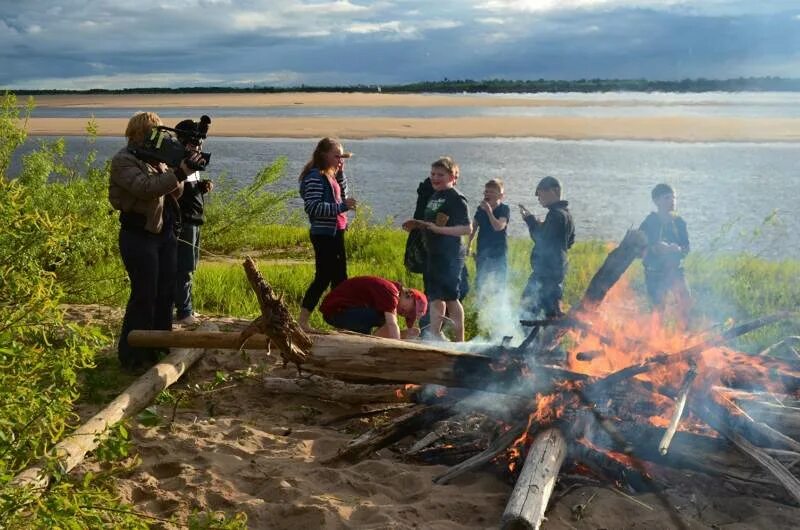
[
  {"xmin": 595, "ymin": 311, "xmax": 799, "ymax": 390},
  {"xmin": 535, "ymin": 229, "xmax": 648, "ymax": 351},
  {"xmin": 434, "ymin": 421, "xmax": 529, "ymax": 485},
  {"xmin": 658, "ymin": 366, "xmax": 697, "ymax": 456},
  {"xmin": 501, "ymin": 428, "xmax": 567, "ymax": 530},
  {"xmin": 324, "ymin": 404, "xmax": 454, "ymax": 464}
]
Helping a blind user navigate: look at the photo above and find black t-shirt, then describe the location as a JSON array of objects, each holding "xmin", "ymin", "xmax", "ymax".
[
  {"xmin": 423, "ymin": 187, "xmax": 470, "ymax": 259},
  {"xmin": 474, "ymin": 203, "xmax": 510, "ymax": 258}
]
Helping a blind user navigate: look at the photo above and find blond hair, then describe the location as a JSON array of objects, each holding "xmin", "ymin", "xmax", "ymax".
[
  {"xmin": 299, "ymin": 137, "xmax": 343, "ymax": 181},
  {"xmin": 125, "ymin": 111, "xmax": 161, "ymax": 145},
  {"xmin": 485, "ymin": 178, "xmax": 504, "ymax": 192},
  {"xmin": 431, "ymin": 156, "xmax": 457, "ymax": 177}
]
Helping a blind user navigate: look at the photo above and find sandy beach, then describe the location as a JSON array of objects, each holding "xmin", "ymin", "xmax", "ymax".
[
  {"xmin": 60, "ymin": 308, "xmax": 800, "ymax": 530},
  {"xmin": 23, "ymin": 93, "xmax": 800, "ymax": 142}
]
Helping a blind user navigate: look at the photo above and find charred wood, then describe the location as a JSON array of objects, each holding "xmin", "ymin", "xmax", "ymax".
[
  {"xmin": 261, "ymin": 375, "xmax": 419, "ymax": 404},
  {"xmin": 324, "ymin": 404, "xmax": 454, "ymax": 464},
  {"xmin": 434, "ymin": 421, "xmax": 530, "ymax": 485}
]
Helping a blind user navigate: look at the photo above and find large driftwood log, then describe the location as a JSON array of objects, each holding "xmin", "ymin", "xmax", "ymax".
[
  {"xmin": 11, "ymin": 323, "xmax": 216, "ymax": 492},
  {"xmin": 501, "ymin": 428, "xmax": 567, "ymax": 530},
  {"xmin": 129, "ymin": 330, "xmax": 588, "ymax": 396},
  {"xmin": 262, "ymin": 375, "xmax": 419, "ymax": 404}
]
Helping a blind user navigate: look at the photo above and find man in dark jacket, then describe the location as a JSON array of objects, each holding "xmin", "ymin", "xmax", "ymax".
[
  {"xmin": 520, "ymin": 176, "xmax": 575, "ymax": 318},
  {"xmin": 173, "ymin": 119, "xmax": 213, "ymax": 326}
]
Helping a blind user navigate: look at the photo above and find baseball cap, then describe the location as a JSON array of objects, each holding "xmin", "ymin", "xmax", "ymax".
[
  {"xmin": 536, "ymin": 176, "xmax": 562, "ymax": 191},
  {"xmin": 401, "ymin": 288, "xmax": 428, "ymax": 327}
]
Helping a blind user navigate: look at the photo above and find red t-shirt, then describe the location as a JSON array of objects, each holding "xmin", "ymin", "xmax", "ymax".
[
  {"xmin": 328, "ymin": 176, "xmax": 348, "ymax": 230},
  {"xmin": 320, "ymin": 276, "xmax": 400, "ymax": 319}
]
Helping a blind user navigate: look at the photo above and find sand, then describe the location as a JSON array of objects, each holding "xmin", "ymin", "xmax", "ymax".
[
  {"xmin": 66, "ymin": 309, "xmax": 800, "ymax": 529},
  {"xmin": 23, "ymin": 93, "xmax": 800, "ymax": 142}
]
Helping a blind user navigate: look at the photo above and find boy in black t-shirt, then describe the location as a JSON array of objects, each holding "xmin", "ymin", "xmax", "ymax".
[
  {"xmin": 638, "ymin": 183, "xmax": 691, "ymax": 321},
  {"xmin": 403, "ymin": 157, "xmax": 471, "ymax": 341},
  {"xmin": 468, "ymin": 178, "xmax": 510, "ymax": 294}
]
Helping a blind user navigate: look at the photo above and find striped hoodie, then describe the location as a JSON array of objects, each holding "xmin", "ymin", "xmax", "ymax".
[{"xmin": 299, "ymin": 167, "xmax": 350, "ymax": 235}]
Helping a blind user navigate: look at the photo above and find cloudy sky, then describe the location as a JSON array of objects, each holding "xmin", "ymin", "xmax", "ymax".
[{"xmin": 1, "ymin": 0, "xmax": 799, "ymax": 89}]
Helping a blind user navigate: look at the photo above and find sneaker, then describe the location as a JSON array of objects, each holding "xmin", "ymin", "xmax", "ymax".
[{"xmin": 175, "ymin": 314, "xmax": 200, "ymax": 326}]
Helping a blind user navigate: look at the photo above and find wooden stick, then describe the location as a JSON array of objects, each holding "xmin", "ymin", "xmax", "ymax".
[
  {"xmin": 434, "ymin": 421, "xmax": 529, "ymax": 485},
  {"xmin": 500, "ymin": 428, "xmax": 567, "ymax": 530},
  {"xmin": 659, "ymin": 367, "xmax": 697, "ymax": 455},
  {"xmin": 727, "ymin": 432, "xmax": 800, "ymax": 505},
  {"xmin": 324, "ymin": 404, "xmax": 454, "ymax": 464},
  {"xmin": 11, "ymin": 323, "xmax": 216, "ymax": 491}
]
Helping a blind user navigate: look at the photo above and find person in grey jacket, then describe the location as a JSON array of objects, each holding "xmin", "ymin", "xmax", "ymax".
[
  {"xmin": 109, "ymin": 111, "xmax": 202, "ymax": 373},
  {"xmin": 297, "ymin": 137, "xmax": 357, "ymax": 331}
]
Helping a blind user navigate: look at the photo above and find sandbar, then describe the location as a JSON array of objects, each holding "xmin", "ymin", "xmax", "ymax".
[{"xmin": 24, "ymin": 115, "xmax": 800, "ymax": 142}]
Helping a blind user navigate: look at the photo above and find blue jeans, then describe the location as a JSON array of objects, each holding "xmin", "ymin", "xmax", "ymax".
[{"xmin": 175, "ymin": 223, "xmax": 200, "ymax": 319}]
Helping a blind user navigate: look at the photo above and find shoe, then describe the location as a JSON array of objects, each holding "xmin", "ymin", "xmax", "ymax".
[{"xmin": 175, "ymin": 314, "xmax": 200, "ymax": 326}]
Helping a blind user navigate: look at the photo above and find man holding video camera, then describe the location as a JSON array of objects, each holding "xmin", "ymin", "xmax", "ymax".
[
  {"xmin": 173, "ymin": 118, "xmax": 213, "ymax": 326},
  {"xmin": 109, "ymin": 111, "xmax": 204, "ymax": 373}
]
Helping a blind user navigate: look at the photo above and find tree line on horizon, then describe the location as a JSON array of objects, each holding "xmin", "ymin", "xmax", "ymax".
[{"xmin": 9, "ymin": 76, "xmax": 800, "ymax": 95}]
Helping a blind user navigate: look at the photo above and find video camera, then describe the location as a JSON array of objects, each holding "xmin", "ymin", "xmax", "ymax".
[{"xmin": 133, "ymin": 115, "xmax": 212, "ymax": 171}]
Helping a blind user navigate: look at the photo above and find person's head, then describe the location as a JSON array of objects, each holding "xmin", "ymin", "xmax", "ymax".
[
  {"xmin": 398, "ymin": 287, "xmax": 427, "ymax": 328},
  {"xmin": 535, "ymin": 176, "xmax": 562, "ymax": 207},
  {"xmin": 430, "ymin": 156, "xmax": 458, "ymax": 191},
  {"xmin": 175, "ymin": 119, "xmax": 201, "ymax": 151},
  {"xmin": 483, "ymin": 178, "xmax": 504, "ymax": 204},
  {"xmin": 651, "ymin": 183, "xmax": 676, "ymax": 213},
  {"xmin": 125, "ymin": 111, "xmax": 161, "ymax": 146},
  {"xmin": 299, "ymin": 137, "xmax": 347, "ymax": 180}
]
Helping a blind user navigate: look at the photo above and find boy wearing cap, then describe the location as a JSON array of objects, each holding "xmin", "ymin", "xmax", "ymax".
[
  {"xmin": 519, "ymin": 176, "xmax": 575, "ymax": 319},
  {"xmin": 173, "ymin": 119, "xmax": 213, "ymax": 326},
  {"xmin": 320, "ymin": 276, "xmax": 427, "ymax": 340},
  {"xmin": 639, "ymin": 183, "xmax": 690, "ymax": 313}
]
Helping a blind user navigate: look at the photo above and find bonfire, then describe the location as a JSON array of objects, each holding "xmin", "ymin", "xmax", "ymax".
[{"xmin": 12, "ymin": 232, "xmax": 800, "ymax": 529}]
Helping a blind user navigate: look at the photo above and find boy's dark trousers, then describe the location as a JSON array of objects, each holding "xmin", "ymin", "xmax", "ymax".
[
  {"xmin": 118, "ymin": 226, "xmax": 177, "ymax": 369},
  {"xmin": 175, "ymin": 222, "xmax": 200, "ymax": 319},
  {"xmin": 521, "ymin": 274, "xmax": 564, "ymax": 318},
  {"xmin": 645, "ymin": 267, "xmax": 688, "ymax": 307},
  {"xmin": 302, "ymin": 230, "xmax": 347, "ymax": 311}
]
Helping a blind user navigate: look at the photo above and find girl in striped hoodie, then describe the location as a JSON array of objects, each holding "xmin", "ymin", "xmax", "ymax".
[{"xmin": 298, "ymin": 137, "xmax": 358, "ymax": 331}]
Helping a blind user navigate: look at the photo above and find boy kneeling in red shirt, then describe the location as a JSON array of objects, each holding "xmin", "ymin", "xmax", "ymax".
[{"xmin": 320, "ymin": 276, "xmax": 427, "ymax": 340}]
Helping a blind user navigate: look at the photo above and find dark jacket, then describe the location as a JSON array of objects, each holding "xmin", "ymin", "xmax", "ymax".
[
  {"xmin": 639, "ymin": 212, "xmax": 689, "ymax": 272},
  {"xmin": 525, "ymin": 200, "xmax": 575, "ymax": 280},
  {"xmin": 178, "ymin": 176, "xmax": 209, "ymax": 225},
  {"xmin": 299, "ymin": 168, "xmax": 350, "ymax": 236},
  {"xmin": 413, "ymin": 178, "xmax": 434, "ymax": 220},
  {"xmin": 109, "ymin": 146, "xmax": 182, "ymax": 234}
]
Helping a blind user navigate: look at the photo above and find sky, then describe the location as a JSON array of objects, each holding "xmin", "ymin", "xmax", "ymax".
[{"xmin": 1, "ymin": 0, "xmax": 799, "ymax": 89}]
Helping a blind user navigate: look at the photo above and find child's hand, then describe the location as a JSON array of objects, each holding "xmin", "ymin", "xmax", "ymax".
[
  {"xmin": 345, "ymin": 197, "xmax": 358, "ymax": 209},
  {"xmin": 479, "ymin": 200, "xmax": 491, "ymax": 213}
]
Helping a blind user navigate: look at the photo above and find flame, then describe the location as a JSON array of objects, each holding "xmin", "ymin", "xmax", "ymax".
[{"xmin": 394, "ymin": 384, "xmax": 419, "ymax": 399}]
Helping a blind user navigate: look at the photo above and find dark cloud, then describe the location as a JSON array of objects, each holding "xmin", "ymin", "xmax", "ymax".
[{"xmin": 1, "ymin": 1, "xmax": 798, "ymax": 88}]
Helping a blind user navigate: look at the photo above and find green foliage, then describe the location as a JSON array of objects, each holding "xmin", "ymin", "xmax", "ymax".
[
  {"xmin": 0, "ymin": 93, "xmax": 144, "ymax": 528},
  {"xmin": 202, "ymin": 157, "xmax": 297, "ymax": 254}
]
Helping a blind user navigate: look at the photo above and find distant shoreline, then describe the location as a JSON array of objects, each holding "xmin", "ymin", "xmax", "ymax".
[{"xmin": 19, "ymin": 93, "xmax": 800, "ymax": 142}]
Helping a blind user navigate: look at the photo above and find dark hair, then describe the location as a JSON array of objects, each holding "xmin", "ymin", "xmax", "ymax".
[
  {"xmin": 299, "ymin": 137, "xmax": 342, "ymax": 181},
  {"xmin": 651, "ymin": 183, "xmax": 675, "ymax": 201}
]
